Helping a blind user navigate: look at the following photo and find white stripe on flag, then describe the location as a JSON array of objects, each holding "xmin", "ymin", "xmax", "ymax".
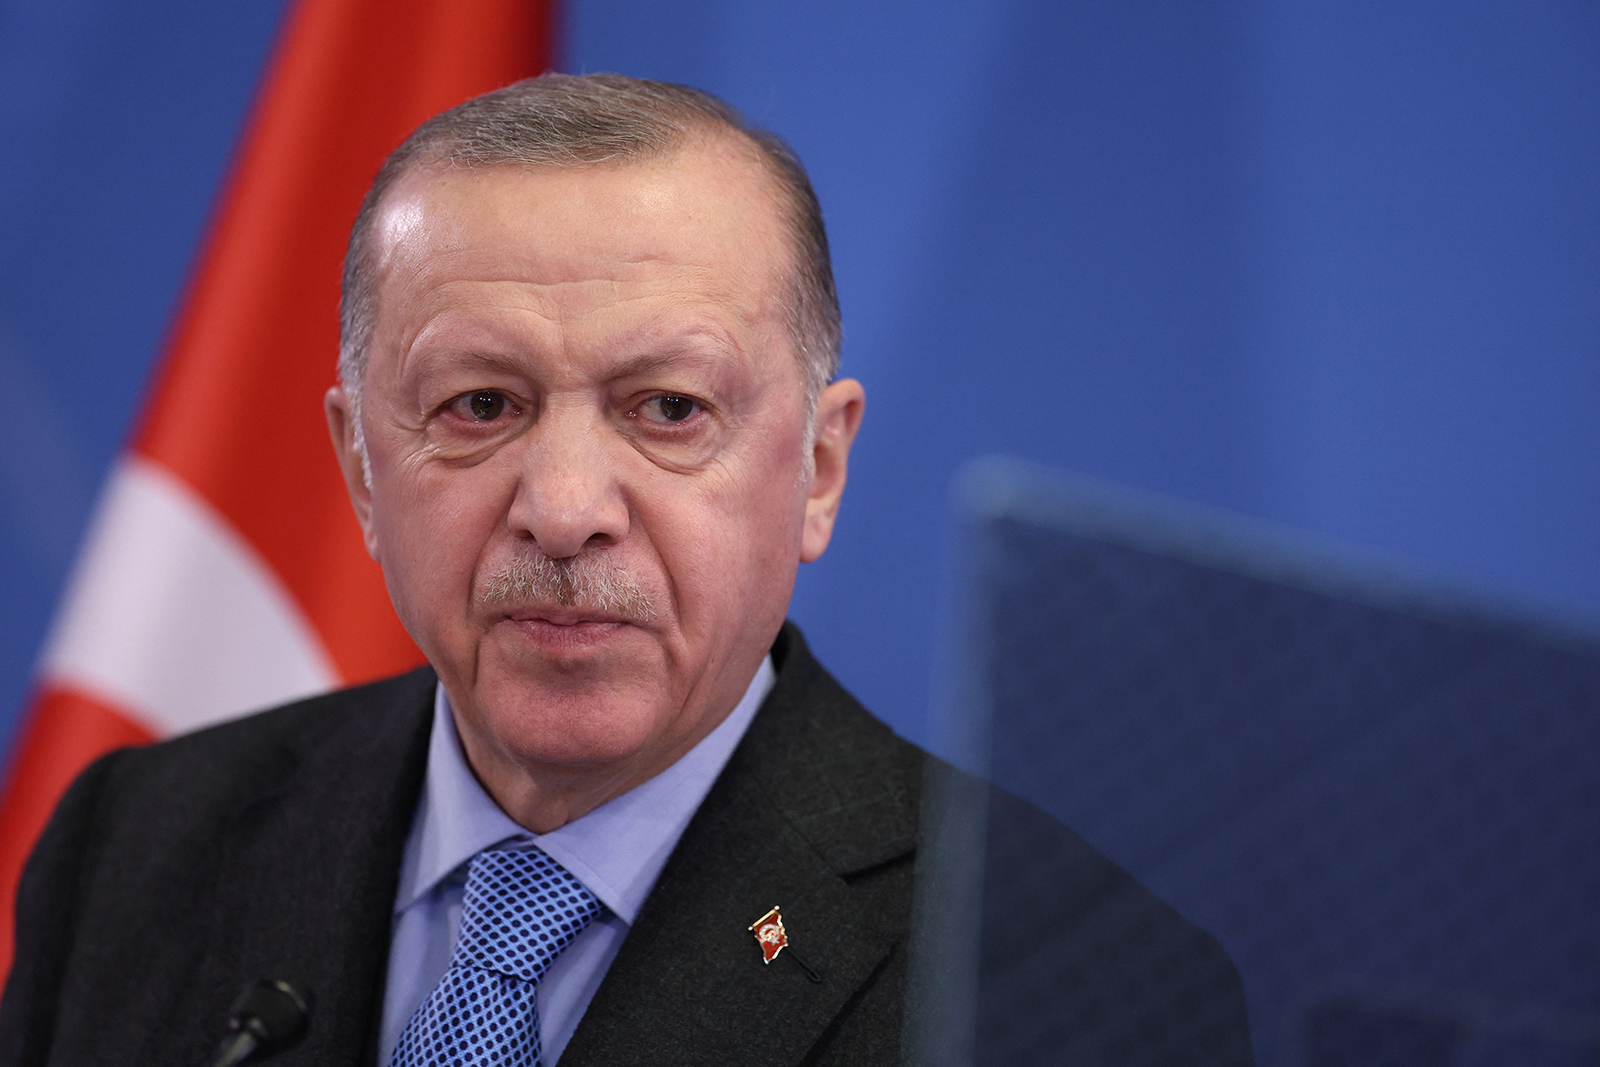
[{"xmin": 40, "ymin": 455, "xmax": 340, "ymax": 735}]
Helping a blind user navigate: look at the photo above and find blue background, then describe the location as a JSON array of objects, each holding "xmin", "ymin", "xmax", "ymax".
[{"xmin": 1, "ymin": 0, "xmax": 1597, "ymax": 750}]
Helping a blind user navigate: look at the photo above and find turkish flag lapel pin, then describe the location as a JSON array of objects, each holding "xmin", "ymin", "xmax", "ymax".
[{"xmin": 748, "ymin": 906, "xmax": 788, "ymax": 964}]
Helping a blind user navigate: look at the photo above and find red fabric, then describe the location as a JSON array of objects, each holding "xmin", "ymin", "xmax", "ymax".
[
  {"xmin": 1, "ymin": 0, "xmax": 553, "ymax": 980},
  {"xmin": 0, "ymin": 687, "xmax": 156, "ymax": 970}
]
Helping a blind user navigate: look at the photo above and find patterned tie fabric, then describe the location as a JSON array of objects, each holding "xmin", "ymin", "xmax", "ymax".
[{"xmin": 390, "ymin": 847, "xmax": 603, "ymax": 1067}]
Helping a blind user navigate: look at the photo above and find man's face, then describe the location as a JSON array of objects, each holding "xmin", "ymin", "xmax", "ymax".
[{"xmin": 327, "ymin": 139, "xmax": 861, "ymax": 826}]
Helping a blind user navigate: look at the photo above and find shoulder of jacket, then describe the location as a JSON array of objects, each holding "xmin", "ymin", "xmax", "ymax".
[{"xmin": 88, "ymin": 665, "xmax": 437, "ymax": 821}]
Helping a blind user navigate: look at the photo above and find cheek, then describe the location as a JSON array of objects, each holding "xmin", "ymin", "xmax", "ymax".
[
  {"xmin": 367, "ymin": 460, "xmax": 509, "ymax": 637},
  {"xmin": 648, "ymin": 434, "xmax": 808, "ymax": 629}
]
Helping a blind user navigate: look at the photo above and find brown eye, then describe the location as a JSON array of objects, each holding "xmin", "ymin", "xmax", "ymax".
[
  {"xmin": 643, "ymin": 395, "xmax": 698, "ymax": 424},
  {"xmin": 467, "ymin": 391, "xmax": 505, "ymax": 420}
]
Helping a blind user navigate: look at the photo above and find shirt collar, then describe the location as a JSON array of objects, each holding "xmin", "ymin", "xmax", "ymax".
[{"xmin": 394, "ymin": 656, "xmax": 775, "ymax": 925}]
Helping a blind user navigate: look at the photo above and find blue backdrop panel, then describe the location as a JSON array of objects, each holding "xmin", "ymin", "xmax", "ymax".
[{"xmin": 941, "ymin": 457, "xmax": 1600, "ymax": 1067}]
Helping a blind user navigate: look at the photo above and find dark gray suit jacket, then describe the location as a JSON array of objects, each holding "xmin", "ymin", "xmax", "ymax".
[{"xmin": 0, "ymin": 624, "xmax": 1251, "ymax": 1065}]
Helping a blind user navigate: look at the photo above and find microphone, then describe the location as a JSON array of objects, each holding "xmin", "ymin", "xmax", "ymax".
[{"xmin": 208, "ymin": 979, "xmax": 312, "ymax": 1067}]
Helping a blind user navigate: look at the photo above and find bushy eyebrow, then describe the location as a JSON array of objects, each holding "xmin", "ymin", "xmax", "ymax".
[
  {"xmin": 604, "ymin": 323, "xmax": 750, "ymax": 378},
  {"xmin": 443, "ymin": 351, "xmax": 527, "ymax": 375},
  {"xmin": 607, "ymin": 350, "xmax": 729, "ymax": 382},
  {"xmin": 399, "ymin": 348, "xmax": 529, "ymax": 384}
]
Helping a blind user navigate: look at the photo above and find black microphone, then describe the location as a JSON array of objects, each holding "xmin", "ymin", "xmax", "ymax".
[{"xmin": 209, "ymin": 979, "xmax": 312, "ymax": 1067}]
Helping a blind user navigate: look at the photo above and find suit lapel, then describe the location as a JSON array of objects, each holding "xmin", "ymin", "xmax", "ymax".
[
  {"xmin": 187, "ymin": 669, "xmax": 435, "ymax": 1067},
  {"xmin": 561, "ymin": 626, "xmax": 919, "ymax": 1067}
]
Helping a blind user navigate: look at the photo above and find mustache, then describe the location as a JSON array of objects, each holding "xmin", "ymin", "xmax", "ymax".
[{"xmin": 478, "ymin": 550, "xmax": 657, "ymax": 623}]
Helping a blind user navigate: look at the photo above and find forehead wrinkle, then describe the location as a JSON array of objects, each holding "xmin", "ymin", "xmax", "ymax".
[
  {"xmin": 388, "ymin": 293, "xmax": 559, "ymax": 387},
  {"xmin": 389, "ymin": 294, "xmax": 752, "ymax": 394},
  {"xmin": 537, "ymin": 272, "xmax": 771, "ymax": 355},
  {"xmin": 373, "ymin": 151, "xmax": 797, "ymax": 387},
  {"xmin": 380, "ymin": 182, "xmax": 786, "ymax": 313}
]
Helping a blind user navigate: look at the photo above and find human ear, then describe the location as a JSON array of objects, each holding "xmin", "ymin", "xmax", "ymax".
[
  {"xmin": 325, "ymin": 384, "xmax": 381, "ymax": 561},
  {"xmin": 800, "ymin": 378, "xmax": 866, "ymax": 563}
]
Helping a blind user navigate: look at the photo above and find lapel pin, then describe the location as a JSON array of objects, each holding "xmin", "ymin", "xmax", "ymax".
[
  {"xmin": 749, "ymin": 906, "xmax": 788, "ymax": 964},
  {"xmin": 748, "ymin": 906, "xmax": 822, "ymax": 983}
]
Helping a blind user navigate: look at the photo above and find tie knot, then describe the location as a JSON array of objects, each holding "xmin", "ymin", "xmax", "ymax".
[{"xmin": 457, "ymin": 847, "xmax": 602, "ymax": 984}]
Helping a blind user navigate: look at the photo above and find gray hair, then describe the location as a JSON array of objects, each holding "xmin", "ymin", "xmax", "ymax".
[{"xmin": 338, "ymin": 73, "xmax": 842, "ymax": 443}]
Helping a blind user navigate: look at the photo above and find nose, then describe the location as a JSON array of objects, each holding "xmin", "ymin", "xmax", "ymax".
[{"xmin": 504, "ymin": 401, "xmax": 630, "ymax": 559}]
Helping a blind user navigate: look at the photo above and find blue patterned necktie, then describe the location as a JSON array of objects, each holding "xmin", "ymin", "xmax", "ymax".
[{"xmin": 390, "ymin": 847, "xmax": 602, "ymax": 1067}]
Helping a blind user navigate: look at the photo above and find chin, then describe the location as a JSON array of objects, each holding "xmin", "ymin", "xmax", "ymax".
[{"xmin": 478, "ymin": 675, "xmax": 676, "ymax": 769}]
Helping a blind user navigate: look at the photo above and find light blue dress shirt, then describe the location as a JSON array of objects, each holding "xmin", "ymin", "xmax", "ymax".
[{"xmin": 379, "ymin": 657, "xmax": 775, "ymax": 1067}]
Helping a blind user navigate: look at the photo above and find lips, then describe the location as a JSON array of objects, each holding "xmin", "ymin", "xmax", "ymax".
[
  {"xmin": 497, "ymin": 607, "xmax": 635, "ymax": 653},
  {"xmin": 505, "ymin": 605, "xmax": 633, "ymax": 627}
]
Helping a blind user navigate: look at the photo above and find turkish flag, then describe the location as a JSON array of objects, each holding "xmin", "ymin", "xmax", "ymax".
[{"xmin": 0, "ymin": 0, "xmax": 552, "ymax": 976}]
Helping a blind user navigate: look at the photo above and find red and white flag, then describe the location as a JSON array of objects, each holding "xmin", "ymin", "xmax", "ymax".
[{"xmin": 0, "ymin": 0, "xmax": 551, "ymax": 974}]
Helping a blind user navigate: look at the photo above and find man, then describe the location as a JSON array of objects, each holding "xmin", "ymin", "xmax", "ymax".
[{"xmin": 0, "ymin": 75, "xmax": 1251, "ymax": 1065}]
